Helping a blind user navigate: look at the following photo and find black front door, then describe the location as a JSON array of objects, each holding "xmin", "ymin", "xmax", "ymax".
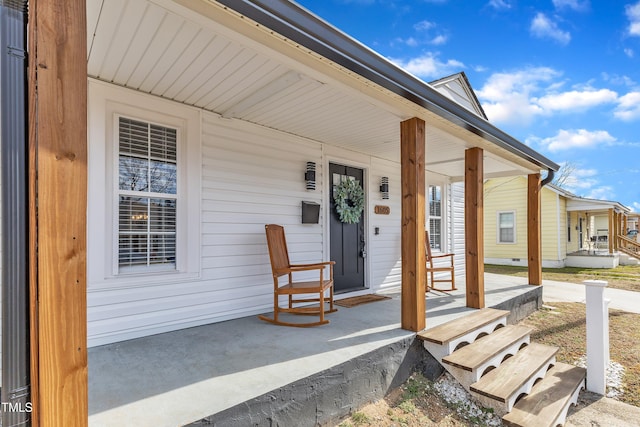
[{"xmin": 329, "ymin": 163, "xmax": 365, "ymax": 292}]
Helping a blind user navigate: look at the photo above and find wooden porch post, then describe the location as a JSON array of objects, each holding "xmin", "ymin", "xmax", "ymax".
[
  {"xmin": 465, "ymin": 148, "xmax": 484, "ymax": 308},
  {"xmin": 527, "ymin": 173, "xmax": 542, "ymax": 286},
  {"xmin": 608, "ymin": 208, "xmax": 614, "ymax": 253},
  {"xmin": 29, "ymin": 0, "xmax": 88, "ymax": 425},
  {"xmin": 400, "ymin": 117, "xmax": 426, "ymax": 332},
  {"xmin": 614, "ymin": 210, "xmax": 620, "ymax": 251}
]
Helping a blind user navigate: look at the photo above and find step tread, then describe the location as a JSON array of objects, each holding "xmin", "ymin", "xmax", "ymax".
[
  {"xmin": 442, "ymin": 325, "xmax": 532, "ymax": 371},
  {"xmin": 470, "ymin": 342, "xmax": 558, "ymax": 402},
  {"xmin": 502, "ymin": 362, "xmax": 586, "ymax": 427},
  {"xmin": 417, "ymin": 308, "xmax": 510, "ymax": 345}
]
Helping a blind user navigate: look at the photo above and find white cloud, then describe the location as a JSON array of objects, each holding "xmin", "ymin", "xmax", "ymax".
[
  {"xmin": 556, "ymin": 167, "xmax": 611, "ymax": 198},
  {"xmin": 487, "ymin": 0, "xmax": 512, "ymax": 10},
  {"xmin": 430, "ymin": 35, "xmax": 448, "ymax": 45},
  {"xmin": 585, "ymin": 185, "xmax": 615, "ymax": 200},
  {"xmin": 614, "ymin": 91, "xmax": 640, "ymax": 120},
  {"xmin": 558, "ymin": 167, "xmax": 599, "ymax": 193},
  {"xmin": 626, "ymin": 2, "xmax": 640, "ymax": 36},
  {"xmin": 398, "ymin": 37, "xmax": 419, "ymax": 47},
  {"xmin": 552, "ymin": 0, "xmax": 590, "ymax": 12},
  {"xmin": 539, "ymin": 129, "xmax": 615, "ymax": 152},
  {"xmin": 535, "ymin": 89, "xmax": 617, "ymax": 112},
  {"xmin": 390, "ymin": 53, "xmax": 464, "ymax": 78},
  {"xmin": 477, "ymin": 68, "xmax": 623, "ymax": 126},
  {"xmin": 632, "ymin": 202, "xmax": 640, "ymax": 213},
  {"xmin": 414, "ymin": 20, "xmax": 435, "ymax": 31},
  {"xmin": 625, "ymin": 48, "xmax": 635, "ymax": 58},
  {"xmin": 601, "ymin": 73, "xmax": 638, "ymax": 89},
  {"xmin": 530, "ymin": 13, "xmax": 571, "ymax": 45},
  {"xmin": 477, "ymin": 67, "xmax": 558, "ymax": 125},
  {"xmin": 411, "ymin": 20, "xmax": 448, "ymax": 46}
]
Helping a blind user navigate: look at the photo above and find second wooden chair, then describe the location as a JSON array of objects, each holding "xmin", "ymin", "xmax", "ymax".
[{"xmin": 425, "ymin": 230, "xmax": 456, "ymax": 291}]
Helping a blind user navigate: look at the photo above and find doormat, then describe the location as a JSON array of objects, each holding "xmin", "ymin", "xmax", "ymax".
[{"xmin": 335, "ymin": 294, "xmax": 391, "ymax": 308}]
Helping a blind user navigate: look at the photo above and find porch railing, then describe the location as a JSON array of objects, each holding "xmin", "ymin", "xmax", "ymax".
[{"xmin": 616, "ymin": 235, "xmax": 640, "ymax": 260}]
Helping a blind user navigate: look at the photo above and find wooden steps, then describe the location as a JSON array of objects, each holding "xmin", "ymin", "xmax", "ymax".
[
  {"xmin": 470, "ymin": 342, "xmax": 558, "ymax": 416},
  {"xmin": 503, "ymin": 362, "xmax": 586, "ymax": 427},
  {"xmin": 417, "ymin": 308, "xmax": 509, "ymax": 363},
  {"xmin": 420, "ymin": 308, "xmax": 586, "ymax": 426},
  {"xmin": 442, "ymin": 325, "xmax": 531, "ymax": 385}
]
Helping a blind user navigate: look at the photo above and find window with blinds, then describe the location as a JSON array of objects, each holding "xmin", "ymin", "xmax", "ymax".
[
  {"xmin": 118, "ymin": 117, "xmax": 177, "ymax": 271},
  {"xmin": 498, "ymin": 211, "xmax": 516, "ymax": 243},
  {"xmin": 428, "ymin": 185, "xmax": 442, "ymax": 250}
]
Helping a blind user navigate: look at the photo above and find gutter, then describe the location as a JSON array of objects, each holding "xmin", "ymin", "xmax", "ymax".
[
  {"xmin": 1, "ymin": 1, "xmax": 31, "ymax": 426},
  {"xmin": 215, "ymin": 0, "xmax": 560, "ymax": 172}
]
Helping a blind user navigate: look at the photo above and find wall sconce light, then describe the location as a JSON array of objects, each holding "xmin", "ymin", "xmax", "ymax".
[
  {"xmin": 380, "ymin": 176, "xmax": 389, "ymax": 200},
  {"xmin": 305, "ymin": 162, "xmax": 316, "ymax": 190}
]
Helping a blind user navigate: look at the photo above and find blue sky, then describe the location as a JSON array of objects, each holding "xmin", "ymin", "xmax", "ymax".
[{"xmin": 295, "ymin": 0, "xmax": 640, "ymax": 211}]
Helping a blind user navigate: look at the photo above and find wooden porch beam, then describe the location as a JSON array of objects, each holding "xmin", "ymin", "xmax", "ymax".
[
  {"xmin": 29, "ymin": 0, "xmax": 88, "ymax": 425},
  {"xmin": 400, "ymin": 117, "xmax": 426, "ymax": 332},
  {"xmin": 464, "ymin": 148, "xmax": 484, "ymax": 308},
  {"xmin": 527, "ymin": 173, "xmax": 542, "ymax": 286}
]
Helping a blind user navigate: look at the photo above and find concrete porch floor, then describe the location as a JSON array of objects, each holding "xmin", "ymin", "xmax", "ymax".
[{"xmin": 88, "ymin": 275, "xmax": 540, "ymax": 426}]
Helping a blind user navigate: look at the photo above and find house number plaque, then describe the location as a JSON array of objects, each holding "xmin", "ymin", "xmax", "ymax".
[{"xmin": 374, "ymin": 205, "xmax": 390, "ymax": 215}]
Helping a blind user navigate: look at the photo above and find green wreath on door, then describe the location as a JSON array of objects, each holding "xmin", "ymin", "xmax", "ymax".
[{"xmin": 333, "ymin": 179, "xmax": 365, "ymax": 224}]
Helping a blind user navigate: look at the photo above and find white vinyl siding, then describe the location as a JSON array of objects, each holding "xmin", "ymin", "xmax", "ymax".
[
  {"xmin": 369, "ymin": 157, "xmax": 402, "ymax": 291},
  {"xmin": 88, "ymin": 86, "xmax": 336, "ymax": 346},
  {"xmin": 450, "ymin": 182, "xmax": 466, "ymax": 274}
]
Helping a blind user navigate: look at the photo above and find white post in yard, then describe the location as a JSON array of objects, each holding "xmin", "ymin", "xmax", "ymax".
[{"xmin": 584, "ymin": 279, "xmax": 609, "ymax": 395}]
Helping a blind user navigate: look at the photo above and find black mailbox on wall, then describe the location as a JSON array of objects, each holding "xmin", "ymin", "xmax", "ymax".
[{"xmin": 301, "ymin": 201, "xmax": 320, "ymax": 224}]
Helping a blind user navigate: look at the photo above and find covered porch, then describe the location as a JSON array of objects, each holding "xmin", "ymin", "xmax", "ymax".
[
  {"xmin": 566, "ymin": 199, "xmax": 635, "ymax": 268},
  {"xmin": 1, "ymin": 0, "xmax": 558, "ymax": 425},
  {"xmin": 88, "ymin": 274, "xmax": 541, "ymax": 426}
]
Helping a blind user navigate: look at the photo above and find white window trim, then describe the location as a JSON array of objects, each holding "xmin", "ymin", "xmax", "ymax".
[
  {"xmin": 88, "ymin": 79, "xmax": 201, "ymax": 288},
  {"xmin": 427, "ymin": 181, "xmax": 447, "ymax": 253},
  {"xmin": 497, "ymin": 210, "xmax": 517, "ymax": 244}
]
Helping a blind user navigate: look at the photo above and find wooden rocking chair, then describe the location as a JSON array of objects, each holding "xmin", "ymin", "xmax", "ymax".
[
  {"xmin": 425, "ymin": 230, "xmax": 456, "ymax": 291},
  {"xmin": 258, "ymin": 224, "xmax": 337, "ymax": 327}
]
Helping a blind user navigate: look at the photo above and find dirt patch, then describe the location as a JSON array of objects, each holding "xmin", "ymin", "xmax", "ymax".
[{"xmin": 334, "ymin": 373, "xmax": 500, "ymax": 427}]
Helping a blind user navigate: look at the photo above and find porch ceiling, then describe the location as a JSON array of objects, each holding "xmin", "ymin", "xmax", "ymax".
[{"xmin": 87, "ymin": 0, "xmax": 547, "ymax": 180}]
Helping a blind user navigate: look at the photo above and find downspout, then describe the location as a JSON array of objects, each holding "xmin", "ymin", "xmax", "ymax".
[
  {"xmin": 540, "ymin": 168, "xmax": 555, "ymax": 187},
  {"xmin": 1, "ymin": 1, "xmax": 30, "ymax": 426}
]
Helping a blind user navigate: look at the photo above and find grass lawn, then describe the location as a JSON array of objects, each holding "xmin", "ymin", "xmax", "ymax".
[{"xmin": 485, "ymin": 263, "xmax": 640, "ymax": 292}]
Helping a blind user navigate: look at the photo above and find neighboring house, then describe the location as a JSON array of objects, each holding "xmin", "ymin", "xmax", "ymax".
[{"xmin": 484, "ymin": 176, "xmax": 631, "ymax": 268}]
